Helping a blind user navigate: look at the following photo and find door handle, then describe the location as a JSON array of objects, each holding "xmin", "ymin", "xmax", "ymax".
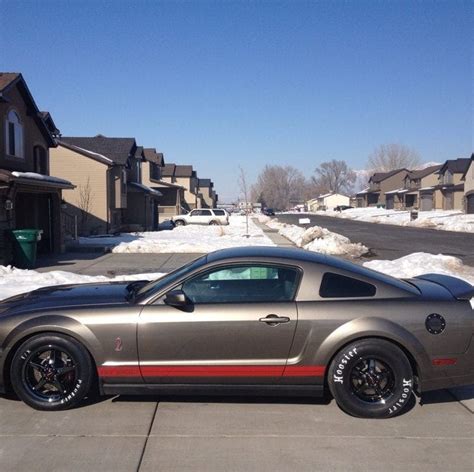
[{"xmin": 259, "ymin": 314, "xmax": 290, "ymax": 326}]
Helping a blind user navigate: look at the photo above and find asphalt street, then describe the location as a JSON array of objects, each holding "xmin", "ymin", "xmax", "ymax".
[{"xmin": 274, "ymin": 213, "xmax": 474, "ymax": 265}]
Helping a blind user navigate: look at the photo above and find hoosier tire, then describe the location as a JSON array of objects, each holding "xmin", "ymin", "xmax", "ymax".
[
  {"xmin": 328, "ymin": 339, "xmax": 414, "ymax": 418},
  {"xmin": 10, "ymin": 333, "xmax": 94, "ymax": 411}
]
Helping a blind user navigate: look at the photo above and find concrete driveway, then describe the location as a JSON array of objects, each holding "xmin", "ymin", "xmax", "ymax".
[{"xmin": 0, "ymin": 389, "xmax": 472, "ymax": 472}]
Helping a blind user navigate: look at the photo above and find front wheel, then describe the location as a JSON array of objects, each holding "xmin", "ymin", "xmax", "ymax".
[
  {"xmin": 10, "ymin": 333, "xmax": 94, "ymax": 411},
  {"xmin": 328, "ymin": 339, "xmax": 414, "ymax": 418},
  {"xmin": 174, "ymin": 220, "xmax": 185, "ymax": 226}
]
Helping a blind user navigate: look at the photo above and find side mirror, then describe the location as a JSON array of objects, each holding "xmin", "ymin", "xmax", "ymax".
[{"xmin": 164, "ymin": 289, "xmax": 189, "ymax": 307}]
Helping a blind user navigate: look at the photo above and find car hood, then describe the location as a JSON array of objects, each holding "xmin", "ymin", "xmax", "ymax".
[{"xmin": 0, "ymin": 282, "xmax": 137, "ymax": 316}]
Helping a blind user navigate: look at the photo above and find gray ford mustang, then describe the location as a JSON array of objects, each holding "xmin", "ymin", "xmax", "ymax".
[{"xmin": 0, "ymin": 247, "xmax": 473, "ymax": 418}]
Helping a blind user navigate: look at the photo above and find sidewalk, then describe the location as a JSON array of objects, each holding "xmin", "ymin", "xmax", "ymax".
[{"xmin": 252, "ymin": 218, "xmax": 295, "ymax": 247}]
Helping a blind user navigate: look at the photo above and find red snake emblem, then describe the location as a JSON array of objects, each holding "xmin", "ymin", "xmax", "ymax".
[{"xmin": 114, "ymin": 337, "xmax": 123, "ymax": 352}]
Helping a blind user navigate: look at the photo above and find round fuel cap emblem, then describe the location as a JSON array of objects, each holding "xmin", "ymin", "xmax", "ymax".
[{"xmin": 425, "ymin": 313, "xmax": 446, "ymax": 335}]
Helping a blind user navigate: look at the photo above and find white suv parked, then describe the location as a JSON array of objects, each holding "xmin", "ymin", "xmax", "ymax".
[{"xmin": 172, "ymin": 209, "xmax": 230, "ymax": 226}]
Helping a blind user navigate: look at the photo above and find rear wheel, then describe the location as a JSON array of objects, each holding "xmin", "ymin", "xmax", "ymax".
[
  {"xmin": 209, "ymin": 220, "xmax": 219, "ymax": 225},
  {"xmin": 328, "ymin": 339, "xmax": 414, "ymax": 418},
  {"xmin": 174, "ymin": 220, "xmax": 185, "ymax": 226},
  {"xmin": 10, "ymin": 333, "xmax": 94, "ymax": 411}
]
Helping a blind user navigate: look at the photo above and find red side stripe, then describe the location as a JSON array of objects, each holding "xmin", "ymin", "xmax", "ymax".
[
  {"xmin": 98, "ymin": 365, "xmax": 326, "ymax": 378},
  {"xmin": 98, "ymin": 366, "xmax": 141, "ymax": 377},
  {"xmin": 283, "ymin": 365, "xmax": 326, "ymax": 377}
]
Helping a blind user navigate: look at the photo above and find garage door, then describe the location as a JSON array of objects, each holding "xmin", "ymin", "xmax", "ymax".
[
  {"xmin": 467, "ymin": 194, "xmax": 474, "ymax": 214},
  {"xmin": 420, "ymin": 193, "xmax": 433, "ymax": 211}
]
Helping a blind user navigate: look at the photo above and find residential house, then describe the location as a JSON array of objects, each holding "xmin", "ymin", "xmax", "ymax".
[
  {"xmin": 461, "ymin": 154, "xmax": 474, "ymax": 214},
  {"xmin": 434, "ymin": 158, "xmax": 471, "ymax": 211},
  {"xmin": 123, "ymin": 145, "xmax": 162, "ymax": 231},
  {"xmin": 0, "ymin": 73, "xmax": 74, "ymax": 264},
  {"xmin": 356, "ymin": 168, "xmax": 408, "ymax": 208},
  {"xmin": 161, "ymin": 163, "xmax": 201, "ymax": 211},
  {"xmin": 385, "ymin": 165, "xmax": 442, "ymax": 211},
  {"xmin": 50, "ymin": 135, "xmax": 160, "ymax": 235},
  {"xmin": 141, "ymin": 149, "xmax": 185, "ymax": 220},
  {"xmin": 307, "ymin": 193, "xmax": 350, "ymax": 211},
  {"xmin": 197, "ymin": 178, "xmax": 216, "ymax": 208}
]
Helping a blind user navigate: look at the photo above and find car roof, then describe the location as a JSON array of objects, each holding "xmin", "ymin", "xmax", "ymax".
[{"xmin": 206, "ymin": 246, "xmax": 418, "ymax": 294}]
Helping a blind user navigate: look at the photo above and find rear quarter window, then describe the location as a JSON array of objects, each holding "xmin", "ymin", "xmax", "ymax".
[
  {"xmin": 213, "ymin": 210, "xmax": 225, "ymax": 215},
  {"xmin": 319, "ymin": 272, "xmax": 376, "ymax": 298}
]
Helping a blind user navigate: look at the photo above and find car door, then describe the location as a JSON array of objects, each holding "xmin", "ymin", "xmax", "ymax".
[
  {"xmin": 138, "ymin": 263, "xmax": 300, "ymax": 384},
  {"xmin": 187, "ymin": 209, "xmax": 200, "ymax": 224},
  {"xmin": 198, "ymin": 209, "xmax": 212, "ymax": 224}
]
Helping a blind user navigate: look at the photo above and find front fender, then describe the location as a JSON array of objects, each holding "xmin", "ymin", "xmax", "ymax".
[{"xmin": 1, "ymin": 314, "xmax": 104, "ymax": 372}]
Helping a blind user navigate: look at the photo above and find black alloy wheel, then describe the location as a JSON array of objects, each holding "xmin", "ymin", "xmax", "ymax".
[
  {"xmin": 10, "ymin": 334, "xmax": 93, "ymax": 410},
  {"xmin": 349, "ymin": 358, "xmax": 395, "ymax": 403}
]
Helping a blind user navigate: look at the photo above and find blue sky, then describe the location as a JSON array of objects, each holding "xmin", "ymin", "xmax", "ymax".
[{"xmin": 1, "ymin": 0, "xmax": 472, "ymax": 201}]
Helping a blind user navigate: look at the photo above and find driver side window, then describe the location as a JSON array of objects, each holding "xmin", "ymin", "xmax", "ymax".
[{"xmin": 182, "ymin": 264, "xmax": 299, "ymax": 304}]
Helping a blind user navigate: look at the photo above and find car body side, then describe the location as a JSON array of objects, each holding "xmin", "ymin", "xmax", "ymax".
[{"xmin": 0, "ymin": 251, "xmax": 473, "ymax": 396}]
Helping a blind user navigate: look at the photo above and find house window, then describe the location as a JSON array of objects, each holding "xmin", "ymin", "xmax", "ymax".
[
  {"xmin": 122, "ymin": 168, "xmax": 127, "ymax": 193},
  {"xmin": 136, "ymin": 159, "xmax": 141, "ymax": 182},
  {"xmin": 443, "ymin": 171, "xmax": 453, "ymax": 185},
  {"xmin": 5, "ymin": 109, "xmax": 24, "ymax": 158},
  {"xmin": 33, "ymin": 146, "xmax": 48, "ymax": 174},
  {"xmin": 150, "ymin": 163, "xmax": 161, "ymax": 181}
]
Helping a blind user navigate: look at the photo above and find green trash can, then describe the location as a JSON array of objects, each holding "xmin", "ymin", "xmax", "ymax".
[{"xmin": 10, "ymin": 229, "xmax": 43, "ymax": 269}]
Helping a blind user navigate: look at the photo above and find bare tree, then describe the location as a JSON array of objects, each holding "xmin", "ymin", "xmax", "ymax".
[
  {"xmin": 238, "ymin": 166, "xmax": 250, "ymax": 237},
  {"xmin": 367, "ymin": 143, "xmax": 421, "ymax": 172},
  {"xmin": 312, "ymin": 160, "xmax": 356, "ymax": 195},
  {"xmin": 252, "ymin": 165, "xmax": 309, "ymax": 210},
  {"xmin": 78, "ymin": 177, "xmax": 93, "ymax": 234}
]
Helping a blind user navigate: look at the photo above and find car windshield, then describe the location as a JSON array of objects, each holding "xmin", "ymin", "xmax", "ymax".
[{"xmin": 135, "ymin": 255, "xmax": 207, "ymax": 300}]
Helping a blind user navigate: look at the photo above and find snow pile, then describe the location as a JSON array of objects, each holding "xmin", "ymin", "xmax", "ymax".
[
  {"xmin": 11, "ymin": 171, "xmax": 72, "ymax": 186},
  {"xmin": 80, "ymin": 215, "xmax": 275, "ymax": 254},
  {"xmin": 364, "ymin": 253, "xmax": 474, "ymax": 285},
  {"xmin": 309, "ymin": 208, "xmax": 474, "ymax": 233},
  {"xmin": 265, "ymin": 218, "xmax": 368, "ymax": 258},
  {"xmin": 0, "ymin": 266, "xmax": 165, "ymax": 301}
]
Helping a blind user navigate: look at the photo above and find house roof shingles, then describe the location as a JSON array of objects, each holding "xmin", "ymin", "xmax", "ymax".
[
  {"xmin": 161, "ymin": 164, "xmax": 176, "ymax": 177},
  {"xmin": 143, "ymin": 148, "xmax": 164, "ymax": 166},
  {"xmin": 60, "ymin": 135, "xmax": 136, "ymax": 165},
  {"xmin": 0, "ymin": 72, "xmax": 20, "ymax": 92},
  {"xmin": 369, "ymin": 168, "xmax": 408, "ymax": 183},
  {"xmin": 198, "ymin": 178, "xmax": 212, "ymax": 187},
  {"xmin": 408, "ymin": 164, "xmax": 442, "ymax": 180},
  {"xmin": 174, "ymin": 165, "xmax": 193, "ymax": 177},
  {"xmin": 438, "ymin": 158, "xmax": 471, "ymax": 175}
]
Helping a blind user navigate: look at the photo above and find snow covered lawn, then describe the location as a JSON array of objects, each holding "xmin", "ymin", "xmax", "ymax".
[
  {"xmin": 308, "ymin": 208, "xmax": 474, "ymax": 233},
  {"xmin": 258, "ymin": 215, "xmax": 368, "ymax": 258},
  {"xmin": 0, "ymin": 266, "xmax": 165, "ymax": 301},
  {"xmin": 364, "ymin": 252, "xmax": 474, "ymax": 285},
  {"xmin": 78, "ymin": 215, "xmax": 275, "ymax": 253}
]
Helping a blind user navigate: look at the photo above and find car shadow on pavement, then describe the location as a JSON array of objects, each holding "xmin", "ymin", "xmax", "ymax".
[
  {"xmin": 111, "ymin": 393, "xmax": 333, "ymax": 406},
  {"xmin": 419, "ymin": 388, "xmax": 472, "ymax": 404}
]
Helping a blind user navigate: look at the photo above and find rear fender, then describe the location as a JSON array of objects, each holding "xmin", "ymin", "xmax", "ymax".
[{"xmin": 311, "ymin": 317, "xmax": 431, "ymax": 379}]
